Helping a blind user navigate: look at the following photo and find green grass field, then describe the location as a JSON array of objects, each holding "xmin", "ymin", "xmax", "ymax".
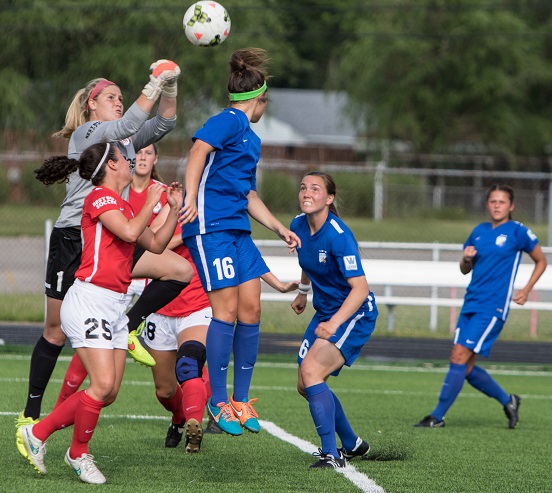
[{"xmin": 2, "ymin": 346, "xmax": 551, "ymax": 493}]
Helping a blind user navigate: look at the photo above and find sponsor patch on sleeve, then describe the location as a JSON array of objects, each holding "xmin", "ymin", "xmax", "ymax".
[
  {"xmin": 344, "ymin": 255, "xmax": 358, "ymax": 270},
  {"xmin": 92, "ymin": 195, "xmax": 117, "ymax": 209}
]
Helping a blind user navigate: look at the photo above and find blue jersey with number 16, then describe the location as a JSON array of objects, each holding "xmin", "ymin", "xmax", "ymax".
[{"xmin": 181, "ymin": 108, "xmax": 260, "ymax": 239}]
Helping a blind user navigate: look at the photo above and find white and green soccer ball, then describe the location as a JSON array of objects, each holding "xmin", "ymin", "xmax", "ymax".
[{"xmin": 183, "ymin": 1, "xmax": 231, "ymax": 47}]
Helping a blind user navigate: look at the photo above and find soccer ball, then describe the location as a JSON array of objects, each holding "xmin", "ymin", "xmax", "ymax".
[{"xmin": 183, "ymin": 1, "xmax": 231, "ymax": 47}]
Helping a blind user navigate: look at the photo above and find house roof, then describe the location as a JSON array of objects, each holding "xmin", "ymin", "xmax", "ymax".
[
  {"xmin": 258, "ymin": 88, "xmax": 363, "ymax": 146},
  {"xmin": 175, "ymin": 88, "xmax": 364, "ymax": 148},
  {"xmin": 251, "ymin": 114, "xmax": 308, "ymax": 145}
]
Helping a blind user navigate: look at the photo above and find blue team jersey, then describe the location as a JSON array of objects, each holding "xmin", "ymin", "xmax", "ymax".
[
  {"xmin": 461, "ymin": 220, "xmax": 539, "ymax": 320},
  {"xmin": 291, "ymin": 212, "xmax": 370, "ymax": 318},
  {"xmin": 181, "ymin": 108, "xmax": 260, "ymax": 239}
]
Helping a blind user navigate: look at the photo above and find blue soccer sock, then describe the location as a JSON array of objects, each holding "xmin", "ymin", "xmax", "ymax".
[
  {"xmin": 305, "ymin": 382, "xmax": 339, "ymax": 457},
  {"xmin": 206, "ymin": 318, "xmax": 235, "ymax": 406},
  {"xmin": 431, "ymin": 363, "xmax": 468, "ymax": 421},
  {"xmin": 232, "ymin": 321, "xmax": 260, "ymax": 402},
  {"xmin": 467, "ymin": 365, "xmax": 510, "ymax": 406},
  {"xmin": 332, "ymin": 391, "xmax": 357, "ymax": 452}
]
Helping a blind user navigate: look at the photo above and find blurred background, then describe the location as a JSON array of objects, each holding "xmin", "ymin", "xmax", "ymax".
[{"xmin": 1, "ymin": 1, "xmax": 552, "ymax": 350}]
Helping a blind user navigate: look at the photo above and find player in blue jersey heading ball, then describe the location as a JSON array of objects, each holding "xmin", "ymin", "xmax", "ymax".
[
  {"xmin": 415, "ymin": 183, "xmax": 547, "ymax": 429},
  {"xmin": 290, "ymin": 171, "xmax": 378, "ymax": 469},
  {"xmin": 179, "ymin": 48, "xmax": 300, "ymax": 436}
]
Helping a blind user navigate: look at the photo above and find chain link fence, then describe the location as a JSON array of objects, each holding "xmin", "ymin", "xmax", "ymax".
[{"xmin": 1, "ymin": 154, "xmax": 552, "ymax": 346}]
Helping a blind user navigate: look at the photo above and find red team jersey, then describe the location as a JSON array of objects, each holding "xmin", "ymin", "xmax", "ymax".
[
  {"xmin": 128, "ymin": 179, "xmax": 167, "ymax": 226},
  {"xmin": 157, "ymin": 224, "xmax": 210, "ymax": 318},
  {"xmin": 76, "ymin": 187, "xmax": 135, "ymax": 294}
]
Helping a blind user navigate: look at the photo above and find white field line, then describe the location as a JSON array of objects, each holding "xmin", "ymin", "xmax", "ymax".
[
  {"xmin": 1, "ymin": 377, "xmax": 551, "ymax": 400},
  {"xmin": 0, "ymin": 408, "xmax": 384, "ymax": 493},
  {"xmin": 259, "ymin": 420, "xmax": 386, "ymax": 493},
  {"xmin": 1, "ymin": 354, "xmax": 551, "ymax": 377}
]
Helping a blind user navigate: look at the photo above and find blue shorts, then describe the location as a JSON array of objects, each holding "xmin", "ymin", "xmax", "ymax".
[
  {"xmin": 297, "ymin": 294, "xmax": 378, "ymax": 376},
  {"xmin": 184, "ymin": 230, "xmax": 269, "ymax": 292},
  {"xmin": 454, "ymin": 312, "xmax": 505, "ymax": 357}
]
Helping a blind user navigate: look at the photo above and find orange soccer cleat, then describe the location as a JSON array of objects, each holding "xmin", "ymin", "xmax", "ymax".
[{"xmin": 229, "ymin": 394, "xmax": 260, "ymax": 433}]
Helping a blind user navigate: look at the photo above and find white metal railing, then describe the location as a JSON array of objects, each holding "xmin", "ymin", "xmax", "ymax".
[
  {"xmin": 40, "ymin": 228, "xmax": 552, "ymax": 333},
  {"xmin": 256, "ymin": 240, "xmax": 552, "ymax": 337}
]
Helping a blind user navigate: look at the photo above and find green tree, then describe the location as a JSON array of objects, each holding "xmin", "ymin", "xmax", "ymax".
[
  {"xmin": 0, "ymin": 0, "xmax": 306, "ymax": 148},
  {"xmin": 329, "ymin": 0, "xmax": 552, "ymax": 158}
]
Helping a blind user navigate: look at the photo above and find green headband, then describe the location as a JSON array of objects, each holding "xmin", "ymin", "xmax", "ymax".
[{"xmin": 229, "ymin": 81, "xmax": 267, "ymax": 102}]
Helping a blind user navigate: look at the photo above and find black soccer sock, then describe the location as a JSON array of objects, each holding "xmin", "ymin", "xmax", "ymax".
[
  {"xmin": 127, "ymin": 279, "xmax": 189, "ymax": 333},
  {"xmin": 24, "ymin": 336, "xmax": 64, "ymax": 420}
]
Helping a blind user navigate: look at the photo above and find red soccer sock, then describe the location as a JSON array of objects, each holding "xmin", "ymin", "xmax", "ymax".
[
  {"xmin": 202, "ymin": 366, "xmax": 212, "ymax": 400},
  {"xmin": 53, "ymin": 353, "xmax": 88, "ymax": 411},
  {"xmin": 33, "ymin": 390, "xmax": 82, "ymax": 442},
  {"xmin": 181, "ymin": 377, "xmax": 208, "ymax": 423},
  {"xmin": 69, "ymin": 391, "xmax": 104, "ymax": 459},
  {"xmin": 156, "ymin": 385, "xmax": 186, "ymax": 425}
]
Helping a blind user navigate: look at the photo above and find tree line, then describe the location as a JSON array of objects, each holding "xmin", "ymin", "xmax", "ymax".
[{"xmin": 1, "ymin": 0, "xmax": 551, "ymax": 165}]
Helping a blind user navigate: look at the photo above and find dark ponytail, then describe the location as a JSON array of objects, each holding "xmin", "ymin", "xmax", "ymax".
[
  {"xmin": 227, "ymin": 47, "xmax": 269, "ymax": 95},
  {"xmin": 35, "ymin": 156, "xmax": 79, "ymax": 185},
  {"xmin": 35, "ymin": 143, "xmax": 117, "ymax": 187}
]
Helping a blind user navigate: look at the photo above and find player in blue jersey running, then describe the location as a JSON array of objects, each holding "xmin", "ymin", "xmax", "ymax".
[
  {"xmin": 415, "ymin": 184, "xmax": 547, "ymax": 429},
  {"xmin": 290, "ymin": 171, "xmax": 378, "ymax": 469},
  {"xmin": 179, "ymin": 48, "xmax": 300, "ymax": 436}
]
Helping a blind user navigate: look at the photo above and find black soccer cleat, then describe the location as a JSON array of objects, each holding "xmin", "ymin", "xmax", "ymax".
[
  {"xmin": 503, "ymin": 394, "xmax": 521, "ymax": 429},
  {"xmin": 339, "ymin": 437, "xmax": 370, "ymax": 460},
  {"xmin": 414, "ymin": 415, "xmax": 445, "ymax": 428},
  {"xmin": 204, "ymin": 414, "xmax": 223, "ymax": 434},
  {"xmin": 165, "ymin": 421, "xmax": 184, "ymax": 448},
  {"xmin": 309, "ymin": 449, "xmax": 347, "ymax": 469}
]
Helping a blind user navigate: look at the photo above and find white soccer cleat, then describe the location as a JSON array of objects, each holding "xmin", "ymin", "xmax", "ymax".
[{"xmin": 64, "ymin": 449, "xmax": 106, "ymax": 484}]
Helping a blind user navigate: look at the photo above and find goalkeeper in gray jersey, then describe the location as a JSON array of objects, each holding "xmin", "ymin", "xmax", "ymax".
[{"xmin": 17, "ymin": 61, "xmax": 194, "ymax": 433}]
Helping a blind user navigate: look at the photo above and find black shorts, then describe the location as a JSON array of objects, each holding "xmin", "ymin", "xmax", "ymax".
[
  {"xmin": 44, "ymin": 227, "xmax": 82, "ymax": 300},
  {"xmin": 132, "ymin": 243, "xmax": 146, "ymax": 270}
]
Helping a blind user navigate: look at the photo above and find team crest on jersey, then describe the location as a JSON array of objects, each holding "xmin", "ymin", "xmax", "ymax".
[
  {"xmin": 344, "ymin": 255, "xmax": 358, "ymax": 270},
  {"xmin": 119, "ymin": 138, "xmax": 131, "ymax": 146},
  {"xmin": 495, "ymin": 234, "xmax": 507, "ymax": 247},
  {"xmin": 318, "ymin": 250, "xmax": 327, "ymax": 263}
]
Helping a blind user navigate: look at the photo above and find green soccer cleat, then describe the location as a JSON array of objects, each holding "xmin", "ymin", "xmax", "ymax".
[
  {"xmin": 14, "ymin": 411, "xmax": 39, "ymax": 430},
  {"xmin": 16, "ymin": 424, "xmax": 47, "ymax": 475},
  {"xmin": 15, "ymin": 412, "xmax": 40, "ymax": 457},
  {"xmin": 128, "ymin": 328, "xmax": 156, "ymax": 367}
]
